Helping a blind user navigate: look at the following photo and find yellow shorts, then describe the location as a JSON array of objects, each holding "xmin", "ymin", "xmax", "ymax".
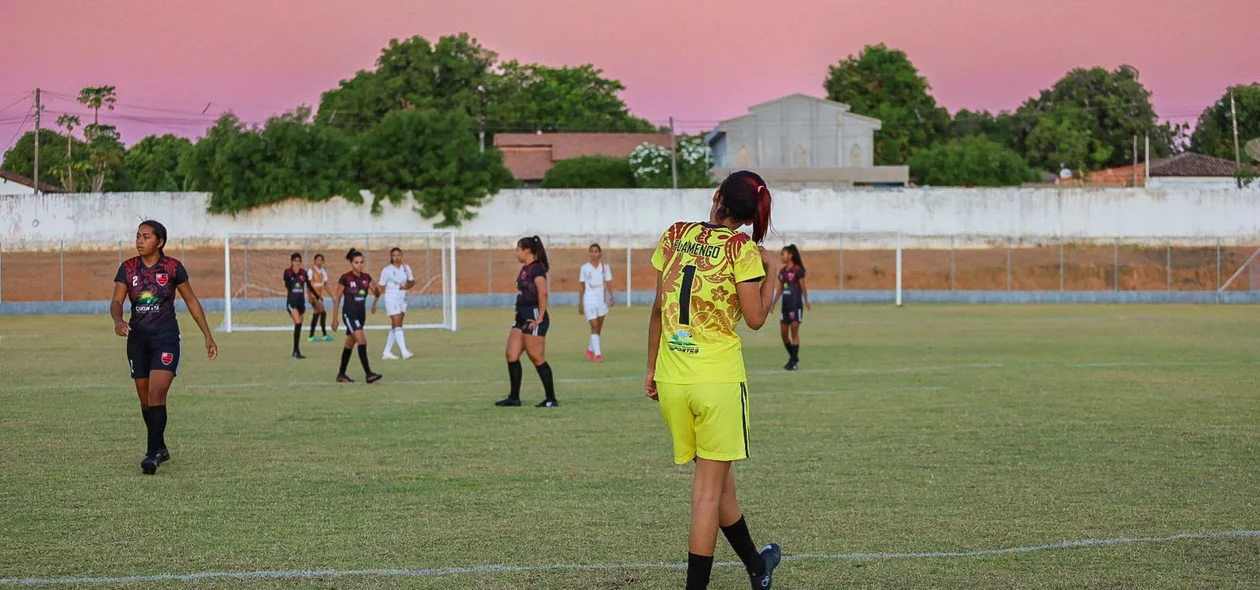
[{"xmin": 657, "ymin": 382, "xmax": 750, "ymax": 465}]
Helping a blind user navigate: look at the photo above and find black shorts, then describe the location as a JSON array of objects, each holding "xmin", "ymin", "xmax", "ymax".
[
  {"xmin": 286, "ymin": 297, "xmax": 306, "ymax": 316},
  {"xmin": 126, "ymin": 332, "xmax": 181, "ymax": 378},
  {"xmin": 512, "ymin": 307, "xmax": 550, "ymax": 337},
  {"xmin": 781, "ymin": 306, "xmax": 804, "ymax": 325},
  {"xmin": 342, "ymin": 310, "xmax": 366, "ymax": 334}
]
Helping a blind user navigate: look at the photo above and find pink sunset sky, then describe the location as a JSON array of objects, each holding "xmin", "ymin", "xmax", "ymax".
[{"xmin": 1, "ymin": 0, "xmax": 1256, "ymax": 146}]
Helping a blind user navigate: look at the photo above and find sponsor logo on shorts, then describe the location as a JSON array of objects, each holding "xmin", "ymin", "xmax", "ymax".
[
  {"xmin": 160, "ymin": 352, "xmax": 174, "ymax": 366},
  {"xmin": 668, "ymin": 330, "xmax": 699, "ymax": 355},
  {"xmin": 155, "ymin": 273, "xmax": 169, "ymax": 286}
]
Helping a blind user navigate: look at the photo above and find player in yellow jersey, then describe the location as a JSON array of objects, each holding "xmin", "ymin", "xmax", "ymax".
[{"xmin": 645, "ymin": 170, "xmax": 782, "ymax": 590}]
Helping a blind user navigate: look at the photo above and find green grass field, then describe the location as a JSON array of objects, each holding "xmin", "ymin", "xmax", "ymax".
[{"xmin": 1, "ymin": 305, "xmax": 1258, "ymax": 589}]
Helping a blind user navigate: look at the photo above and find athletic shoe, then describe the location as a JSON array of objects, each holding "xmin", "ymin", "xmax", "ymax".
[
  {"xmin": 750, "ymin": 543, "xmax": 782, "ymax": 589},
  {"xmin": 292, "ymin": 351, "xmax": 306, "ymax": 360},
  {"xmin": 594, "ymin": 355, "xmax": 603, "ymax": 362},
  {"xmin": 784, "ymin": 361, "xmax": 799, "ymax": 371},
  {"xmin": 337, "ymin": 374, "xmax": 355, "ymax": 383},
  {"xmin": 382, "ymin": 351, "xmax": 400, "ymax": 360},
  {"xmin": 155, "ymin": 448, "xmax": 171, "ymax": 464},
  {"xmin": 586, "ymin": 349, "xmax": 595, "ymax": 361},
  {"xmin": 401, "ymin": 351, "xmax": 415, "ymax": 360},
  {"xmin": 366, "ymin": 373, "xmax": 383, "ymax": 384},
  {"xmin": 495, "ymin": 397, "xmax": 522, "ymax": 407},
  {"xmin": 323, "ymin": 335, "xmax": 334, "ymax": 342},
  {"xmin": 140, "ymin": 454, "xmax": 159, "ymax": 475},
  {"xmin": 535, "ymin": 399, "xmax": 559, "ymax": 408},
  {"xmin": 308, "ymin": 336, "xmax": 318, "ymax": 343}
]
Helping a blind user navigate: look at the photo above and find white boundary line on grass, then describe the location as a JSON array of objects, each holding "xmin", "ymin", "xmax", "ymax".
[{"xmin": 2, "ymin": 530, "xmax": 1257, "ymax": 585}]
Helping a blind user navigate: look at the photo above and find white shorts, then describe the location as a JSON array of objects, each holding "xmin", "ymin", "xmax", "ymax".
[
  {"xmin": 583, "ymin": 300, "xmax": 609, "ymax": 321},
  {"xmin": 384, "ymin": 293, "xmax": 407, "ymax": 316}
]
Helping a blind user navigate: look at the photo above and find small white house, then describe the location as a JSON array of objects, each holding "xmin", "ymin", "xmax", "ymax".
[
  {"xmin": 1144, "ymin": 153, "xmax": 1245, "ymax": 190},
  {"xmin": 707, "ymin": 94, "xmax": 908, "ymax": 188},
  {"xmin": 0, "ymin": 170, "xmax": 60, "ymax": 195}
]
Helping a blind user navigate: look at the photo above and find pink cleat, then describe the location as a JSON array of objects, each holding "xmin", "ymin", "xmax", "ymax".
[
  {"xmin": 586, "ymin": 349, "xmax": 595, "ymax": 361},
  {"xmin": 594, "ymin": 354, "xmax": 603, "ymax": 362}
]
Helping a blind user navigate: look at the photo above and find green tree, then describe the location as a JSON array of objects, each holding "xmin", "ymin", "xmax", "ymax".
[
  {"xmin": 1, "ymin": 129, "xmax": 88, "ymax": 189},
  {"xmin": 77, "ymin": 86, "xmax": 117, "ymax": 126},
  {"xmin": 82, "ymin": 124, "xmax": 125, "ymax": 192},
  {"xmin": 824, "ymin": 44, "xmax": 951, "ymax": 165},
  {"xmin": 54, "ymin": 114, "xmax": 81, "ymax": 190},
  {"xmin": 628, "ymin": 137, "xmax": 713, "ymax": 188},
  {"xmin": 1024, "ymin": 107, "xmax": 1095, "ymax": 177},
  {"xmin": 356, "ymin": 108, "xmax": 512, "ymax": 226},
  {"xmin": 908, "ymin": 137, "xmax": 1038, "ymax": 186},
  {"xmin": 317, "ymin": 34, "xmax": 496, "ymax": 134},
  {"xmin": 1190, "ymin": 83, "xmax": 1260, "ymax": 164},
  {"xmin": 1011, "ymin": 66, "xmax": 1180, "ymax": 171},
  {"xmin": 541, "ymin": 156, "xmax": 636, "ymax": 189},
  {"xmin": 487, "ymin": 61, "xmax": 655, "ymax": 133},
  {"xmin": 121, "ymin": 134, "xmax": 194, "ymax": 191}
]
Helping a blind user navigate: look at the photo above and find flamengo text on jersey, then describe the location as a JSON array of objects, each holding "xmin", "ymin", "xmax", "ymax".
[{"xmin": 673, "ymin": 240, "xmax": 722, "ymax": 259}]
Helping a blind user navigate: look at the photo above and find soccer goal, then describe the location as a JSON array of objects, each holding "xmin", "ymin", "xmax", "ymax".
[{"xmin": 220, "ymin": 231, "xmax": 457, "ymax": 333}]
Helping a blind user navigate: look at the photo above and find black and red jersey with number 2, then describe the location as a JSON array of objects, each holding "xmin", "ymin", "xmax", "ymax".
[{"xmin": 114, "ymin": 256, "xmax": 188, "ymax": 335}]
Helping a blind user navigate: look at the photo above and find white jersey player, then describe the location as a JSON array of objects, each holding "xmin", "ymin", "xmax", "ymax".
[
  {"xmin": 379, "ymin": 248, "xmax": 415, "ymax": 360},
  {"xmin": 578, "ymin": 243, "xmax": 614, "ymax": 361}
]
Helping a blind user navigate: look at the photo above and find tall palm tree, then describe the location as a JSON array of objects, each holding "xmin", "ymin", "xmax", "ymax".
[
  {"xmin": 55, "ymin": 114, "xmax": 81, "ymax": 191},
  {"xmin": 76, "ymin": 86, "xmax": 117, "ymax": 126}
]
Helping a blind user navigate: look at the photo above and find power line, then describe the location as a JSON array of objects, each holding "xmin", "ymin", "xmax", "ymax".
[
  {"xmin": 0, "ymin": 94, "xmax": 30, "ymax": 116},
  {"xmin": 3, "ymin": 105, "xmax": 35, "ymax": 151}
]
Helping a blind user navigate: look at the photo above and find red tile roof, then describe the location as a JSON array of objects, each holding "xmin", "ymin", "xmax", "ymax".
[{"xmin": 494, "ymin": 133, "xmax": 673, "ymax": 182}]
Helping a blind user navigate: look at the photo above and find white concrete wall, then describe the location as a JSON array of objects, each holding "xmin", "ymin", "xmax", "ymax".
[
  {"xmin": 4, "ymin": 187, "xmax": 1260, "ymax": 251},
  {"xmin": 1147, "ymin": 177, "xmax": 1239, "ymax": 191},
  {"xmin": 0, "ymin": 178, "xmax": 36, "ymax": 195}
]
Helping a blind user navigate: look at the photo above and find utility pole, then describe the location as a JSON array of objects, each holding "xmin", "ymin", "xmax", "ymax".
[
  {"xmin": 669, "ymin": 116, "xmax": 678, "ymax": 190},
  {"xmin": 1132, "ymin": 135, "xmax": 1138, "ymax": 187},
  {"xmin": 1144, "ymin": 135, "xmax": 1150, "ymax": 185},
  {"xmin": 32, "ymin": 88, "xmax": 40, "ymax": 196},
  {"xmin": 1229, "ymin": 87, "xmax": 1239, "ymax": 166}
]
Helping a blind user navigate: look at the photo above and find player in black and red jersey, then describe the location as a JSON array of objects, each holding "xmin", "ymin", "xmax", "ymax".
[
  {"xmin": 330, "ymin": 248, "xmax": 383, "ymax": 384},
  {"xmin": 772, "ymin": 244, "xmax": 811, "ymax": 371},
  {"xmin": 495, "ymin": 236, "xmax": 558, "ymax": 408},
  {"xmin": 283, "ymin": 253, "xmax": 319, "ymax": 360},
  {"xmin": 109, "ymin": 220, "xmax": 218, "ymax": 475}
]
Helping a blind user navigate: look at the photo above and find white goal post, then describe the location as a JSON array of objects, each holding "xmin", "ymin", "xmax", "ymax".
[{"xmin": 220, "ymin": 231, "xmax": 457, "ymax": 333}]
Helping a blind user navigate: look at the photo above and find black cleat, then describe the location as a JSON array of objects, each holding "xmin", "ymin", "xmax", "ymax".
[
  {"xmin": 365, "ymin": 372, "xmax": 383, "ymax": 384},
  {"xmin": 785, "ymin": 361, "xmax": 799, "ymax": 371},
  {"xmin": 337, "ymin": 374, "xmax": 355, "ymax": 383},
  {"xmin": 495, "ymin": 397, "xmax": 522, "ymax": 407},
  {"xmin": 750, "ymin": 543, "xmax": 781, "ymax": 589},
  {"xmin": 292, "ymin": 351, "xmax": 306, "ymax": 359},
  {"xmin": 535, "ymin": 399, "xmax": 559, "ymax": 408},
  {"xmin": 155, "ymin": 448, "xmax": 171, "ymax": 464},
  {"xmin": 140, "ymin": 454, "xmax": 159, "ymax": 475}
]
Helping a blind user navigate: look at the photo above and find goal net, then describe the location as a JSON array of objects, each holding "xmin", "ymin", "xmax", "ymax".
[{"xmin": 220, "ymin": 231, "xmax": 457, "ymax": 333}]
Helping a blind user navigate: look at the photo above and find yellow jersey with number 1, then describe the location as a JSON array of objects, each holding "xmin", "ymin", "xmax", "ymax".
[{"xmin": 650, "ymin": 221, "xmax": 765, "ymax": 384}]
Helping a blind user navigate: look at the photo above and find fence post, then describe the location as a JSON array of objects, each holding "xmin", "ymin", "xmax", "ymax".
[
  {"xmin": 242, "ymin": 237, "xmax": 249, "ymax": 298},
  {"xmin": 1216, "ymin": 238, "xmax": 1222, "ymax": 292},
  {"xmin": 60, "ymin": 241, "xmax": 65, "ymax": 302},
  {"xmin": 1114, "ymin": 239, "xmax": 1120, "ymax": 292},
  {"xmin": 486, "ymin": 236, "xmax": 492, "ymax": 296},
  {"xmin": 838, "ymin": 234, "xmax": 845, "ymax": 291},
  {"xmin": 949, "ymin": 235, "xmax": 956, "ymax": 292},
  {"xmin": 1059, "ymin": 240, "xmax": 1065, "ymax": 292},
  {"xmin": 1005, "ymin": 237, "xmax": 1012, "ymax": 292},
  {"xmin": 895, "ymin": 232, "xmax": 903, "ymax": 307},
  {"xmin": 426, "ymin": 236, "xmax": 433, "ymax": 287},
  {"xmin": 0, "ymin": 241, "xmax": 4, "ymax": 303},
  {"xmin": 626, "ymin": 243, "xmax": 632, "ymax": 308},
  {"xmin": 1166, "ymin": 241, "xmax": 1171, "ymax": 292}
]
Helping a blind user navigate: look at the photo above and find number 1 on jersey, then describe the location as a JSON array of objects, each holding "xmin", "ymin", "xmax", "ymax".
[{"xmin": 679, "ymin": 265, "xmax": 697, "ymax": 325}]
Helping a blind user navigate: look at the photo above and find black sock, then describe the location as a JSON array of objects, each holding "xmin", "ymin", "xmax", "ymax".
[
  {"xmin": 790, "ymin": 344, "xmax": 799, "ymax": 363},
  {"xmin": 293, "ymin": 323, "xmax": 302, "ymax": 353},
  {"xmin": 507, "ymin": 360, "xmax": 522, "ymax": 400},
  {"xmin": 309, "ymin": 314, "xmax": 318, "ymax": 337},
  {"xmin": 721, "ymin": 516, "xmax": 767, "ymax": 577},
  {"xmin": 535, "ymin": 362, "xmax": 556, "ymax": 401},
  {"xmin": 319, "ymin": 312, "xmax": 328, "ymax": 336},
  {"xmin": 357, "ymin": 344, "xmax": 373, "ymax": 374},
  {"xmin": 686, "ymin": 553, "xmax": 714, "ymax": 590},
  {"xmin": 339, "ymin": 347, "xmax": 352, "ymax": 375},
  {"xmin": 146, "ymin": 405, "xmax": 167, "ymax": 455},
  {"xmin": 783, "ymin": 341, "xmax": 793, "ymax": 358}
]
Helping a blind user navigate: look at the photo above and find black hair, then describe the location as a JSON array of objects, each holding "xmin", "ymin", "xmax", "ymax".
[
  {"xmin": 517, "ymin": 236, "xmax": 549, "ymax": 272},
  {"xmin": 589, "ymin": 243, "xmax": 602, "ymax": 252},
  {"xmin": 313, "ymin": 253, "xmax": 324, "ymax": 261},
  {"xmin": 390, "ymin": 247, "xmax": 402, "ymax": 255},
  {"xmin": 138, "ymin": 220, "xmax": 168, "ymax": 257},
  {"xmin": 290, "ymin": 252, "xmax": 302, "ymax": 263},
  {"xmin": 716, "ymin": 170, "xmax": 773, "ymax": 243},
  {"xmin": 783, "ymin": 244, "xmax": 804, "ymax": 270},
  {"xmin": 345, "ymin": 248, "xmax": 363, "ymax": 263}
]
